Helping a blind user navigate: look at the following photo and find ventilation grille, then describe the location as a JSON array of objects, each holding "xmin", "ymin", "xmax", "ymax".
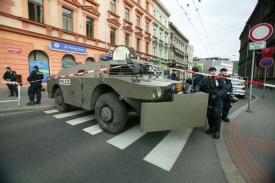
[{"xmin": 109, "ymin": 65, "xmax": 133, "ymax": 75}]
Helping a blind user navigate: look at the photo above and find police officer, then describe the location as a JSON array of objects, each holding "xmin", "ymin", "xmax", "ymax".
[
  {"xmin": 3, "ymin": 66, "xmax": 18, "ymax": 97},
  {"xmin": 219, "ymin": 68, "xmax": 232, "ymax": 122},
  {"xmin": 195, "ymin": 67, "xmax": 227, "ymax": 139},
  {"xmin": 186, "ymin": 66, "xmax": 204, "ymax": 91},
  {"xmin": 26, "ymin": 65, "xmax": 44, "ymax": 106},
  {"xmin": 170, "ymin": 70, "xmax": 179, "ymax": 81}
]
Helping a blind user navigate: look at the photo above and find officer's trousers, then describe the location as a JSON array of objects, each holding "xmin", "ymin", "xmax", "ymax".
[
  {"xmin": 207, "ymin": 97, "xmax": 223, "ymax": 132},
  {"xmin": 28, "ymin": 83, "xmax": 42, "ymax": 102},
  {"xmin": 7, "ymin": 84, "xmax": 18, "ymax": 96},
  {"xmin": 222, "ymin": 99, "xmax": 232, "ymax": 117}
]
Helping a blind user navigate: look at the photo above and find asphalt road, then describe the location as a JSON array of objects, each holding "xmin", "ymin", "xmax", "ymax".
[{"xmin": 0, "ymin": 96, "xmax": 248, "ymax": 183}]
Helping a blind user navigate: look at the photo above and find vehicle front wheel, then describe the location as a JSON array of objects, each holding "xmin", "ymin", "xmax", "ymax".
[
  {"xmin": 95, "ymin": 93, "xmax": 127, "ymax": 134},
  {"xmin": 55, "ymin": 88, "xmax": 71, "ymax": 112}
]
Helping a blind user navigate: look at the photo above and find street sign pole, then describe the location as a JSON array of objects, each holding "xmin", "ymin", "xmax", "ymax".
[
  {"xmin": 247, "ymin": 50, "xmax": 255, "ymax": 113},
  {"xmin": 262, "ymin": 67, "xmax": 267, "ymax": 98}
]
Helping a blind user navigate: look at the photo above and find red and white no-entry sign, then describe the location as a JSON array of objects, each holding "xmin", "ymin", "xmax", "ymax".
[{"xmin": 249, "ymin": 23, "xmax": 273, "ymax": 42}]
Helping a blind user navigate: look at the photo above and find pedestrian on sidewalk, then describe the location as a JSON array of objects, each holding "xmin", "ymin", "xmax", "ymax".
[
  {"xmin": 195, "ymin": 67, "xmax": 227, "ymax": 139},
  {"xmin": 219, "ymin": 68, "xmax": 232, "ymax": 123},
  {"xmin": 26, "ymin": 65, "xmax": 44, "ymax": 106},
  {"xmin": 2, "ymin": 66, "xmax": 18, "ymax": 97}
]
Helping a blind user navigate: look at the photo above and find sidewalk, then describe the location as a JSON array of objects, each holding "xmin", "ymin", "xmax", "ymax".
[
  {"xmin": 218, "ymin": 88, "xmax": 275, "ymax": 183},
  {"xmin": 0, "ymin": 86, "xmax": 55, "ymax": 113}
]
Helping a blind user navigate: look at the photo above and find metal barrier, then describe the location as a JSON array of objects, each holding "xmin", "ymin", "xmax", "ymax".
[{"xmin": 0, "ymin": 81, "xmax": 21, "ymax": 107}]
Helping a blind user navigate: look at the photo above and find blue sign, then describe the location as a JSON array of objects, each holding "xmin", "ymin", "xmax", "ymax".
[
  {"xmin": 29, "ymin": 60, "xmax": 50, "ymax": 83},
  {"xmin": 215, "ymin": 61, "xmax": 221, "ymax": 66},
  {"xmin": 50, "ymin": 41, "xmax": 86, "ymax": 55},
  {"xmin": 260, "ymin": 57, "xmax": 274, "ymax": 68}
]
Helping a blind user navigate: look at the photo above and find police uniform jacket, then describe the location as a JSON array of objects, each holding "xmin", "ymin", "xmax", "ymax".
[
  {"xmin": 3, "ymin": 71, "xmax": 17, "ymax": 81},
  {"xmin": 195, "ymin": 76, "xmax": 227, "ymax": 99},
  {"xmin": 27, "ymin": 70, "xmax": 44, "ymax": 84},
  {"xmin": 186, "ymin": 74, "xmax": 204, "ymax": 87}
]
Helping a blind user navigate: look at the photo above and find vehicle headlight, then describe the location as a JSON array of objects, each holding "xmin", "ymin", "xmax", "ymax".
[
  {"xmin": 156, "ymin": 87, "xmax": 162, "ymax": 97},
  {"xmin": 152, "ymin": 92, "xmax": 156, "ymax": 98}
]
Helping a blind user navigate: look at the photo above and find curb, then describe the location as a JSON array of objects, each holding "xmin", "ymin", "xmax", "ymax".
[
  {"xmin": 216, "ymin": 94, "xmax": 259, "ymax": 183},
  {"xmin": 0, "ymin": 105, "xmax": 55, "ymax": 113}
]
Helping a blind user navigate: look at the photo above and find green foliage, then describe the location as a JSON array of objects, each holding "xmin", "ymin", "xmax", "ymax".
[{"xmin": 193, "ymin": 63, "xmax": 203, "ymax": 72}]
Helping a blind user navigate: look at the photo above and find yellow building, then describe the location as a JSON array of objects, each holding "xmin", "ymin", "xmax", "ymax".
[{"xmin": 0, "ymin": 0, "xmax": 154, "ymax": 83}]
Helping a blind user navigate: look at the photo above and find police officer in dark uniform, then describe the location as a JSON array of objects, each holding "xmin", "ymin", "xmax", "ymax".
[
  {"xmin": 195, "ymin": 67, "xmax": 227, "ymax": 139},
  {"xmin": 26, "ymin": 65, "xmax": 44, "ymax": 106},
  {"xmin": 3, "ymin": 66, "xmax": 18, "ymax": 97},
  {"xmin": 219, "ymin": 68, "xmax": 232, "ymax": 123},
  {"xmin": 186, "ymin": 66, "xmax": 204, "ymax": 91},
  {"xmin": 170, "ymin": 70, "xmax": 179, "ymax": 81}
]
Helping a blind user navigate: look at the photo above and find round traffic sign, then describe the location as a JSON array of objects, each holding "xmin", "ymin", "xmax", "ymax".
[
  {"xmin": 249, "ymin": 23, "xmax": 273, "ymax": 42},
  {"xmin": 260, "ymin": 57, "xmax": 274, "ymax": 68}
]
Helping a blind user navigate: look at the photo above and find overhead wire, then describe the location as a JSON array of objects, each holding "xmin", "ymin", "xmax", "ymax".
[
  {"xmin": 175, "ymin": 0, "xmax": 210, "ymax": 57},
  {"xmin": 191, "ymin": 0, "xmax": 215, "ymax": 56}
]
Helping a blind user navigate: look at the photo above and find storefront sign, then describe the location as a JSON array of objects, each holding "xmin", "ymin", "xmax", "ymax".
[
  {"xmin": 50, "ymin": 41, "xmax": 86, "ymax": 55},
  {"xmin": 7, "ymin": 47, "xmax": 22, "ymax": 54},
  {"xmin": 29, "ymin": 60, "xmax": 50, "ymax": 83}
]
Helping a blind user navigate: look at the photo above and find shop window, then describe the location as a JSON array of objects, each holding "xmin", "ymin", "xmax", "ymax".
[
  {"xmin": 85, "ymin": 57, "xmax": 95, "ymax": 63},
  {"xmin": 62, "ymin": 54, "xmax": 75, "ymax": 69},
  {"xmin": 62, "ymin": 7, "xmax": 73, "ymax": 31},
  {"xmin": 110, "ymin": 0, "xmax": 116, "ymax": 13},
  {"xmin": 110, "ymin": 28, "xmax": 116, "ymax": 44},
  {"xmin": 28, "ymin": 0, "xmax": 43, "ymax": 23},
  {"xmin": 86, "ymin": 17, "xmax": 94, "ymax": 38},
  {"xmin": 28, "ymin": 50, "xmax": 49, "ymax": 82}
]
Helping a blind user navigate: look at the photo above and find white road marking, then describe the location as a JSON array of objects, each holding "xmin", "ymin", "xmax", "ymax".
[
  {"xmin": 82, "ymin": 124, "xmax": 102, "ymax": 135},
  {"xmin": 107, "ymin": 125, "xmax": 146, "ymax": 149},
  {"xmin": 66, "ymin": 115, "xmax": 95, "ymax": 125},
  {"xmin": 44, "ymin": 109, "xmax": 59, "ymax": 114},
  {"xmin": 53, "ymin": 110, "xmax": 87, "ymax": 119},
  {"xmin": 143, "ymin": 128, "xmax": 193, "ymax": 172}
]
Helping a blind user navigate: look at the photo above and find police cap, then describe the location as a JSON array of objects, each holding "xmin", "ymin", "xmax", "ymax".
[
  {"xmin": 220, "ymin": 68, "xmax": 227, "ymax": 72},
  {"xmin": 208, "ymin": 67, "xmax": 216, "ymax": 71},
  {"xmin": 33, "ymin": 65, "xmax": 39, "ymax": 70},
  {"xmin": 192, "ymin": 66, "xmax": 199, "ymax": 72}
]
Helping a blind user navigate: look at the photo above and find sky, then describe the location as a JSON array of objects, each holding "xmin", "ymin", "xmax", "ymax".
[{"xmin": 159, "ymin": 0, "xmax": 258, "ymax": 61}]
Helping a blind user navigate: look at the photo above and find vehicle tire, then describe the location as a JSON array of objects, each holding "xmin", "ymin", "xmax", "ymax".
[
  {"xmin": 55, "ymin": 88, "xmax": 70, "ymax": 112},
  {"xmin": 238, "ymin": 95, "xmax": 245, "ymax": 98},
  {"xmin": 95, "ymin": 93, "xmax": 127, "ymax": 134}
]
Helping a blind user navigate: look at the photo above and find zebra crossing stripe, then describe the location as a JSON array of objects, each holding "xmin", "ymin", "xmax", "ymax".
[
  {"xmin": 107, "ymin": 125, "xmax": 146, "ymax": 150},
  {"xmin": 44, "ymin": 109, "xmax": 59, "ymax": 114},
  {"xmin": 53, "ymin": 110, "xmax": 87, "ymax": 119},
  {"xmin": 66, "ymin": 115, "xmax": 95, "ymax": 125},
  {"xmin": 82, "ymin": 124, "xmax": 102, "ymax": 135},
  {"xmin": 143, "ymin": 128, "xmax": 193, "ymax": 172}
]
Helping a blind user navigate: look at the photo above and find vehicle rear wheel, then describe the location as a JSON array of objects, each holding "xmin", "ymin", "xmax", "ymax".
[
  {"xmin": 55, "ymin": 88, "xmax": 70, "ymax": 112},
  {"xmin": 95, "ymin": 93, "xmax": 127, "ymax": 134}
]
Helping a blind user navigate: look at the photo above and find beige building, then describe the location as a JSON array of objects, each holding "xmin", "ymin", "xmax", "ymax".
[{"xmin": 0, "ymin": 0, "xmax": 154, "ymax": 83}]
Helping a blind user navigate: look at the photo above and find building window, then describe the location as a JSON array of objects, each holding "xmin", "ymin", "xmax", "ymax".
[
  {"xmin": 125, "ymin": 34, "xmax": 129, "ymax": 47},
  {"xmin": 136, "ymin": 39, "xmax": 140, "ymax": 51},
  {"xmin": 153, "ymin": 28, "xmax": 156, "ymax": 36},
  {"xmin": 137, "ymin": 0, "xmax": 140, "ymax": 5},
  {"xmin": 125, "ymin": 8, "xmax": 129, "ymax": 21},
  {"xmin": 159, "ymin": 15, "xmax": 161, "ymax": 23},
  {"xmin": 153, "ymin": 10, "xmax": 155, "ymax": 17},
  {"xmin": 146, "ymin": 43, "xmax": 149, "ymax": 54},
  {"xmin": 62, "ymin": 54, "xmax": 75, "ymax": 69},
  {"xmin": 146, "ymin": 22, "xmax": 149, "ymax": 32},
  {"xmin": 146, "ymin": 2, "xmax": 149, "ymax": 11},
  {"xmin": 62, "ymin": 7, "xmax": 73, "ymax": 31},
  {"xmin": 86, "ymin": 18, "xmax": 94, "ymax": 38},
  {"xmin": 28, "ymin": 0, "xmax": 43, "ymax": 23},
  {"xmin": 110, "ymin": 28, "xmax": 116, "ymax": 44},
  {"xmin": 136, "ymin": 16, "xmax": 140, "ymax": 27},
  {"xmin": 85, "ymin": 57, "xmax": 95, "ymax": 63},
  {"xmin": 110, "ymin": 0, "xmax": 116, "ymax": 13}
]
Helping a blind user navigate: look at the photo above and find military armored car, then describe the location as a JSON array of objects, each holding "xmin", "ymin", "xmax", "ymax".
[{"xmin": 47, "ymin": 46, "xmax": 208, "ymax": 134}]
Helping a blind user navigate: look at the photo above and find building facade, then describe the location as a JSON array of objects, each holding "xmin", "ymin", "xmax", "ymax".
[
  {"xmin": 152, "ymin": 0, "xmax": 170, "ymax": 65},
  {"xmin": 0, "ymin": 0, "xmax": 154, "ymax": 83},
  {"xmin": 239, "ymin": 0, "xmax": 275, "ymax": 84},
  {"xmin": 193, "ymin": 57, "xmax": 233, "ymax": 75},
  {"xmin": 168, "ymin": 22, "xmax": 190, "ymax": 79}
]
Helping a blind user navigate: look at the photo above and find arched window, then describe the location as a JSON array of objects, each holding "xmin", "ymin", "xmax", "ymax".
[
  {"xmin": 62, "ymin": 54, "xmax": 75, "ymax": 69},
  {"xmin": 28, "ymin": 50, "xmax": 49, "ymax": 82},
  {"xmin": 85, "ymin": 57, "xmax": 95, "ymax": 63}
]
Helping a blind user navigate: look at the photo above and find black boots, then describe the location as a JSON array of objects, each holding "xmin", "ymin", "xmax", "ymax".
[
  {"xmin": 222, "ymin": 116, "xmax": 230, "ymax": 123},
  {"xmin": 35, "ymin": 101, "xmax": 41, "ymax": 104},
  {"xmin": 206, "ymin": 128, "xmax": 215, "ymax": 134},
  {"xmin": 214, "ymin": 132, "xmax": 220, "ymax": 139},
  {"xmin": 26, "ymin": 101, "xmax": 35, "ymax": 106}
]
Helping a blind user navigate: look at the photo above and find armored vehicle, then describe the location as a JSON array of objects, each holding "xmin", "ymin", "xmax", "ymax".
[{"xmin": 47, "ymin": 46, "xmax": 208, "ymax": 134}]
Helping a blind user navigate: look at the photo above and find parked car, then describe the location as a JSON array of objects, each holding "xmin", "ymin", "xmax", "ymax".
[{"xmin": 230, "ymin": 75, "xmax": 246, "ymax": 98}]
